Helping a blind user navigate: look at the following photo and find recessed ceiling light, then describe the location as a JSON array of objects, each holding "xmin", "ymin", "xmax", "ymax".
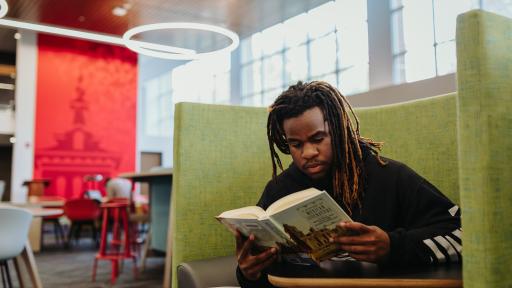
[
  {"xmin": 14, "ymin": 32, "xmax": 20, "ymax": 39},
  {"xmin": 112, "ymin": 6, "xmax": 127, "ymax": 17},
  {"xmin": 9, "ymin": 137, "xmax": 16, "ymax": 144}
]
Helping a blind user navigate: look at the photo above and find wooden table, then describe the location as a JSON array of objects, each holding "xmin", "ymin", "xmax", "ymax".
[{"xmin": 267, "ymin": 260, "xmax": 462, "ymax": 288}]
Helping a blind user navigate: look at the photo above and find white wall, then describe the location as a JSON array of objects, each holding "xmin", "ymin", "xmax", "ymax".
[{"xmin": 11, "ymin": 30, "xmax": 37, "ymax": 203}]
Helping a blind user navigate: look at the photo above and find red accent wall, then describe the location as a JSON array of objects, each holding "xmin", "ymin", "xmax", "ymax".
[{"xmin": 34, "ymin": 34, "xmax": 137, "ymax": 199}]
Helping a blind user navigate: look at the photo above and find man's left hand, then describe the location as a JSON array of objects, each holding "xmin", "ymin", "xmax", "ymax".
[{"xmin": 331, "ymin": 221, "xmax": 390, "ymax": 263}]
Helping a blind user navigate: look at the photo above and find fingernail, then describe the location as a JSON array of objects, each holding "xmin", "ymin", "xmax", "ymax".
[
  {"xmin": 271, "ymin": 248, "xmax": 277, "ymax": 254},
  {"xmin": 249, "ymin": 234, "xmax": 255, "ymax": 240}
]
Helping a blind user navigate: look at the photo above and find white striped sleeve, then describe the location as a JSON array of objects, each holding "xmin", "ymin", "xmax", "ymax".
[
  {"xmin": 434, "ymin": 236, "xmax": 459, "ymax": 262},
  {"xmin": 446, "ymin": 235, "xmax": 462, "ymax": 255},
  {"xmin": 423, "ymin": 239, "xmax": 446, "ymax": 263},
  {"xmin": 452, "ymin": 229, "xmax": 462, "ymax": 240}
]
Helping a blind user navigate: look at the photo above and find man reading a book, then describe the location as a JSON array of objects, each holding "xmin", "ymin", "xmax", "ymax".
[{"xmin": 236, "ymin": 81, "xmax": 461, "ymax": 287}]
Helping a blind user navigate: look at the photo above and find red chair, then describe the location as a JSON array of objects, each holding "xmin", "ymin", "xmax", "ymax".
[{"xmin": 63, "ymin": 199, "xmax": 101, "ymax": 247}]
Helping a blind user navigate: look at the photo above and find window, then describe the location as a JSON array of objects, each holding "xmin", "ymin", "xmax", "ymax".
[
  {"xmin": 143, "ymin": 72, "xmax": 172, "ymax": 137},
  {"xmin": 239, "ymin": 0, "xmax": 369, "ymax": 106},
  {"xmin": 172, "ymin": 54, "xmax": 231, "ymax": 104},
  {"xmin": 391, "ymin": 0, "xmax": 480, "ymax": 83}
]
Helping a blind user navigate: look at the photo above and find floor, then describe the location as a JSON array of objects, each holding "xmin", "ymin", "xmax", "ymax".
[{"xmin": 8, "ymin": 224, "xmax": 165, "ymax": 288}]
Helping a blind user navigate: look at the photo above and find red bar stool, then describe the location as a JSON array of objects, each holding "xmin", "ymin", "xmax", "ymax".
[{"xmin": 92, "ymin": 199, "xmax": 137, "ymax": 284}]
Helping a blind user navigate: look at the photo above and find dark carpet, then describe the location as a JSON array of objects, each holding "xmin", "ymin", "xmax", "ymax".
[{"xmin": 9, "ymin": 225, "xmax": 165, "ymax": 288}]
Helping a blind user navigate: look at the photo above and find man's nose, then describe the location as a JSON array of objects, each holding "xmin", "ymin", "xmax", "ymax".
[{"xmin": 302, "ymin": 143, "xmax": 319, "ymax": 159}]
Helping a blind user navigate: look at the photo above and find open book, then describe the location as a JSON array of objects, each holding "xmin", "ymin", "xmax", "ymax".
[{"xmin": 216, "ymin": 188, "xmax": 353, "ymax": 263}]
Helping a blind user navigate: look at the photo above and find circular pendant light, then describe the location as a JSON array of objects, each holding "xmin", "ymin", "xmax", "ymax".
[
  {"xmin": 123, "ymin": 22, "xmax": 239, "ymax": 60},
  {"xmin": 0, "ymin": 0, "xmax": 8, "ymax": 19}
]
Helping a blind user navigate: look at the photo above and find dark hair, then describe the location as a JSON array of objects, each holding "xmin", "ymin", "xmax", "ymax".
[{"xmin": 267, "ymin": 81, "xmax": 384, "ymax": 213}]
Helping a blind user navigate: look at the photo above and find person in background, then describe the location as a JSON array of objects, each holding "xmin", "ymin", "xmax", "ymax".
[{"xmin": 235, "ymin": 81, "xmax": 461, "ymax": 287}]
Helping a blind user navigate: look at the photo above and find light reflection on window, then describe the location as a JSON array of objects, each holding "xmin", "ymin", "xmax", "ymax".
[{"xmin": 239, "ymin": 0, "xmax": 369, "ymax": 106}]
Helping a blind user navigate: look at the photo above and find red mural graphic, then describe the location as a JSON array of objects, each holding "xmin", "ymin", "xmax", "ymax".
[{"xmin": 34, "ymin": 35, "xmax": 138, "ymax": 199}]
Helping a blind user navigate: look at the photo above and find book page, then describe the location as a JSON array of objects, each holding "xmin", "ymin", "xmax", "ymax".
[
  {"xmin": 217, "ymin": 217, "xmax": 290, "ymax": 248},
  {"xmin": 217, "ymin": 206, "xmax": 266, "ymax": 219},
  {"xmin": 266, "ymin": 188, "xmax": 321, "ymax": 215}
]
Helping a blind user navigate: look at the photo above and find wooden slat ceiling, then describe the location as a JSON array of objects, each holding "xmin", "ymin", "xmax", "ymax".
[{"xmin": 0, "ymin": 0, "xmax": 330, "ymax": 53}]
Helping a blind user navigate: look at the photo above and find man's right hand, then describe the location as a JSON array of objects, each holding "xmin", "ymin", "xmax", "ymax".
[{"xmin": 235, "ymin": 230, "xmax": 278, "ymax": 281}]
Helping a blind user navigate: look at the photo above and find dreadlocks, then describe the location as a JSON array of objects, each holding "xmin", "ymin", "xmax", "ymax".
[{"xmin": 267, "ymin": 81, "xmax": 384, "ymax": 214}]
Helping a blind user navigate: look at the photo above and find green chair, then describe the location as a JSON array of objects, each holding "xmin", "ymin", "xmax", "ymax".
[{"xmin": 170, "ymin": 10, "xmax": 512, "ymax": 288}]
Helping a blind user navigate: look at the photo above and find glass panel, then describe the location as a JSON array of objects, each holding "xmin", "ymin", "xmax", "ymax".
[
  {"xmin": 308, "ymin": 1, "xmax": 336, "ymax": 39},
  {"xmin": 241, "ymin": 61, "xmax": 262, "ymax": 96},
  {"xmin": 337, "ymin": 29, "xmax": 368, "ymax": 70},
  {"xmin": 251, "ymin": 33, "xmax": 263, "ymax": 60},
  {"xmin": 261, "ymin": 24, "xmax": 285, "ymax": 56},
  {"xmin": 436, "ymin": 41, "xmax": 456, "ymax": 76},
  {"xmin": 311, "ymin": 73, "xmax": 337, "ymax": 87},
  {"xmin": 241, "ymin": 93, "xmax": 261, "ymax": 107},
  {"xmin": 263, "ymin": 89, "xmax": 281, "ymax": 107},
  {"xmin": 263, "ymin": 54, "xmax": 283, "ymax": 90},
  {"xmin": 283, "ymin": 13, "xmax": 309, "ymax": 48},
  {"xmin": 214, "ymin": 72, "xmax": 230, "ymax": 103},
  {"xmin": 391, "ymin": 10, "xmax": 405, "ymax": 54},
  {"xmin": 393, "ymin": 54, "xmax": 406, "ymax": 84},
  {"xmin": 310, "ymin": 33, "xmax": 337, "ymax": 77},
  {"xmin": 338, "ymin": 64, "xmax": 369, "ymax": 95},
  {"xmin": 482, "ymin": 0, "xmax": 512, "ymax": 18},
  {"xmin": 285, "ymin": 44, "xmax": 308, "ymax": 85},
  {"xmin": 402, "ymin": 0, "xmax": 436, "ymax": 82},
  {"xmin": 434, "ymin": 0, "xmax": 475, "ymax": 44},
  {"xmin": 335, "ymin": 0, "xmax": 368, "ymax": 81},
  {"xmin": 334, "ymin": 0, "xmax": 367, "ymax": 32}
]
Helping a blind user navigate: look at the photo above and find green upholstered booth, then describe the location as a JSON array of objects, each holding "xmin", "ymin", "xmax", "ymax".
[{"xmin": 170, "ymin": 10, "xmax": 511, "ymax": 288}]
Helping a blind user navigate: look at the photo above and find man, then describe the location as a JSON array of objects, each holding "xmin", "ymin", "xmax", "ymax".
[{"xmin": 235, "ymin": 81, "xmax": 462, "ymax": 287}]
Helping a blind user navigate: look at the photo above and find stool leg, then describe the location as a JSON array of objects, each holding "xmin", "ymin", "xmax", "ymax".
[
  {"xmin": 91, "ymin": 258, "xmax": 98, "ymax": 282},
  {"xmin": 5, "ymin": 261, "xmax": 13, "ymax": 288},
  {"xmin": 111, "ymin": 260, "xmax": 118, "ymax": 284},
  {"xmin": 99, "ymin": 208, "xmax": 109, "ymax": 256}
]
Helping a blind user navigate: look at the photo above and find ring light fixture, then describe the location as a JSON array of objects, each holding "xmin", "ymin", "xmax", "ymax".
[
  {"xmin": 123, "ymin": 22, "xmax": 239, "ymax": 60},
  {"xmin": 0, "ymin": 0, "xmax": 8, "ymax": 19},
  {"xmin": 0, "ymin": 1, "xmax": 239, "ymax": 60}
]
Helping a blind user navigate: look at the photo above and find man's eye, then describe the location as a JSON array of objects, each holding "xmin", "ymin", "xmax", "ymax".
[
  {"xmin": 312, "ymin": 137, "xmax": 324, "ymax": 143},
  {"xmin": 289, "ymin": 142, "xmax": 301, "ymax": 148}
]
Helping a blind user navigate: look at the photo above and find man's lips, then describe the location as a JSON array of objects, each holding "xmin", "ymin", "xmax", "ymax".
[{"xmin": 303, "ymin": 162, "xmax": 325, "ymax": 170}]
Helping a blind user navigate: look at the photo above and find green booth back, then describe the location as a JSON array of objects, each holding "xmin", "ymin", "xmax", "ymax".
[
  {"xmin": 456, "ymin": 10, "xmax": 512, "ymax": 287},
  {"xmin": 171, "ymin": 103, "xmax": 282, "ymax": 287},
  {"xmin": 171, "ymin": 94, "xmax": 460, "ymax": 287},
  {"xmin": 356, "ymin": 93, "xmax": 459, "ymax": 204}
]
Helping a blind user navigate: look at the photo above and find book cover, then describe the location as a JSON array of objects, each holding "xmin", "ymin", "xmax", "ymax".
[{"xmin": 216, "ymin": 188, "xmax": 353, "ymax": 263}]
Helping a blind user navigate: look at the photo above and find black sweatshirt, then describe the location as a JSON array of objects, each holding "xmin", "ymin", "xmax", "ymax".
[{"xmin": 237, "ymin": 148, "xmax": 462, "ymax": 287}]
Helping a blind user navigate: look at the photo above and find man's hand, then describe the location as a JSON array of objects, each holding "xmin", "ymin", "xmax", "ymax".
[
  {"xmin": 236, "ymin": 230, "xmax": 278, "ymax": 281},
  {"xmin": 331, "ymin": 221, "xmax": 390, "ymax": 263}
]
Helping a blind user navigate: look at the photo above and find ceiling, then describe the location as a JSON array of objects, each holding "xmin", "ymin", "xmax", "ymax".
[{"xmin": 0, "ymin": 0, "xmax": 330, "ymax": 53}]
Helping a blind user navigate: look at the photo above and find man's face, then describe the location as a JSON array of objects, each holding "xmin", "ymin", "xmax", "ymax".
[{"xmin": 282, "ymin": 106, "xmax": 333, "ymax": 180}]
